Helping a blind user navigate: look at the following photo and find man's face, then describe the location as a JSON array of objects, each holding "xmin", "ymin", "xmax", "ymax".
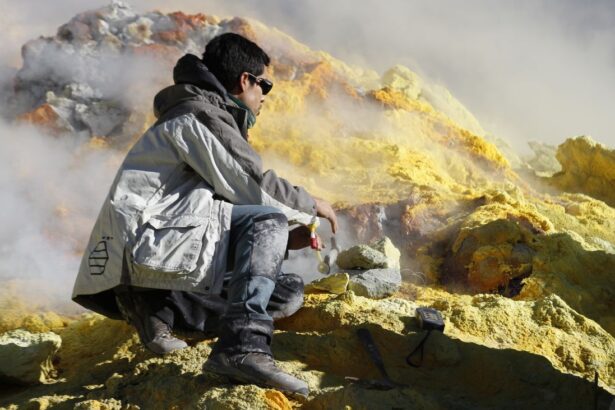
[{"xmin": 236, "ymin": 67, "xmax": 271, "ymax": 116}]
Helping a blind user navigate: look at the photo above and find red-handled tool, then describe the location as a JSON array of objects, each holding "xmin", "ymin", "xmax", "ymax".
[
  {"xmin": 309, "ymin": 217, "xmax": 329, "ymax": 274},
  {"xmin": 309, "ymin": 224, "xmax": 320, "ymax": 250}
]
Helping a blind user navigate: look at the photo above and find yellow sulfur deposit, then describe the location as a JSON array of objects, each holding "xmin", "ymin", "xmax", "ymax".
[
  {"xmin": 2, "ymin": 5, "xmax": 615, "ymax": 409},
  {"xmin": 243, "ymin": 20, "xmax": 513, "ymax": 208},
  {"xmin": 546, "ymin": 136, "xmax": 615, "ymax": 207},
  {"xmin": 3, "ymin": 289, "xmax": 612, "ymax": 408},
  {"xmin": 412, "ymin": 186, "xmax": 615, "ymax": 336}
]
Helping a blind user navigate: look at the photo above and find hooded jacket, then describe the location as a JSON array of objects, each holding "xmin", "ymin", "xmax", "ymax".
[{"xmin": 72, "ymin": 54, "xmax": 316, "ymax": 317}]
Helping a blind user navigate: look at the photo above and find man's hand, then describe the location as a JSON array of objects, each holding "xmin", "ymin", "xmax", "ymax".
[
  {"xmin": 314, "ymin": 197, "xmax": 338, "ymax": 234},
  {"xmin": 287, "ymin": 225, "xmax": 324, "ymax": 250}
]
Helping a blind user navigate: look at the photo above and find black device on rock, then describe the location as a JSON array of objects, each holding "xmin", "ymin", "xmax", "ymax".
[
  {"xmin": 406, "ymin": 307, "xmax": 445, "ymax": 367},
  {"xmin": 416, "ymin": 307, "xmax": 445, "ymax": 331}
]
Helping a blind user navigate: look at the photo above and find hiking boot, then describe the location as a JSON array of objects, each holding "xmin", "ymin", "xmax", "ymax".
[
  {"xmin": 143, "ymin": 316, "xmax": 189, "ymax": 355},
  {"xmin": 203, "ymin": 351, "xmax": 309, "ymax": 397},
  {"xmin": 115, "ymin": 293, "xmax": 188, "ymax": 355}
]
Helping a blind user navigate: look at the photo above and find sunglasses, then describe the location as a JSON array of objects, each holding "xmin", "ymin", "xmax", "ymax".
[{"xmin": 247, "ymin": 73, "xmax": 273, "ymax": 95}]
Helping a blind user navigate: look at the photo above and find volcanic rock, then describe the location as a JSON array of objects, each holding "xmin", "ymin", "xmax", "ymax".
[
  {"xmin": 16, "ymin": 102, "xmax": 72, "ymax": 134},
  {"xmin": 346, "ymin": 268, "xmax": 402, "ymax": 299},
  {"xmin": 523, "ymin": 140, "xmax": 561, "ymax": 177},
  {"xmin": 337, "ymin": 245, "xmax": 389, "ymax": 269},
  {"xmin": 381, "ymin": 64, "xmax": 486, "ymax": 139},
  {"xmin": 420, "ymin": 188, "xmax": 615, "ymax": 335},
  {"xmin": 337, "ymin": 237, "xmax": 400, "ymax": 270},
  {"xmin": 369, "ymin": 237, "xmax": 401, "ymax": 269},
  {"xmin": 381, "ymin": 64, "xmax": 422, "ymax": 100},
  {"xmin": 0, "ymin": 329, "xmax": 62, "ymax": 384},
  {"xmin": 442, "ymin": 216, "xmax": 538, "ymax": 293},
  {"xmin": 2, "ymin": 2, "xmax": 615, "ymax": 408},
  {"xmin": 2, "ymin": 288, "xmax": 612, "ymax": 408},
  {"xmin": 328, "ymin": 238, "xmax": 402, "ymax": 298},
  {"xmin": 306, "ymin": 268, "xmax": 402, "ymax": 299},
  {"xmin": 547, "ymin": 136, "xmax": 615, "ymax": 207},
  {"xmin": 305, "ymin": 272, "xmax": 349, "ymax": 294}
]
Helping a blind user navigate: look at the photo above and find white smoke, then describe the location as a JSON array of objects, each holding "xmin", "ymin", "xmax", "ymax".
[
  {"xmin": 190, "ymin": 0, "xmax": 615, "ymax": 151},
  {"xmin": 2, "ymin": 0, "xmax": 614, "ymax": 148},
  {"xmin": 0, "ymin": 121, "xmax": 120, "ymax": 309}
]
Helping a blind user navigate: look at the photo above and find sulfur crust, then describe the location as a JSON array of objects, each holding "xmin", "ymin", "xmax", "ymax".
[{"xmin": 4, "ymin": 6, "xmax": 615, "ymax": 408}]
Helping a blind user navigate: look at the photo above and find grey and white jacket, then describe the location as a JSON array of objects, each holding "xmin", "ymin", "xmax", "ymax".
[{"xmin": 72, "ymin": 54, "xmax": 316, "ymax": 317}]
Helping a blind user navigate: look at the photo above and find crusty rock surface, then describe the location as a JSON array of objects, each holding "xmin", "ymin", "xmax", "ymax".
[
  {"xmin": 336, "ymin": 237, "xmax": 400, "ymax": 270},
  {"xmin": 305, "ymin": 272, "xmax": 349, "ymax": 295},
  {"xmin": 369, "ymin": 237, "xmax": 401, "ymax": 269},
  {"xmin": 546, "ymin": 136, "xmax": 615, "ymax": 207},
  {"xmin": 336, "ymin": 245, "xmax": 390, "ymax": 269},
  {"xmin": 346, "ymin": 268, "xmax": 402, "ymax": 299},
  {"xmin": 0, "ymin": 329, "xmax": 61, "ymax": 384},
  {"xmin": 306, "ymin": 268, "xmax": 402, "ymax": 299},
  {"xmin": 523, "ymin": 140, "xmax": 561, "ymax": 177},
  {"xmin": 415, "ymin": 188, "xmax": 615, "ymax": 335},
  {"xmin": 1, "ymin": 2, "xmax": 615, "ymax": 409},
  {"xmin": 2, "ymin": 288, "xmax": 613, "ymax": 409}
]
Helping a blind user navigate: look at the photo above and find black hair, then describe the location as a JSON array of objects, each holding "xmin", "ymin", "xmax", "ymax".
[{"xmin": 202, "ymin": 33, "xmax": 270, "ymax": 92}]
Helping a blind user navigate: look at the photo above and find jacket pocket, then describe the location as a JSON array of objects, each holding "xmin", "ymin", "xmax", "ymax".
[{"xmin": 132, "ymin": 214, "xmax": 208, "ymax": 273}]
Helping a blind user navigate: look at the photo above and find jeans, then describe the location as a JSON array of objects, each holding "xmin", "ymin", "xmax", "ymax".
[
  {"xmin": 213, "ymin": 204, "xmax": 293, "ymax": 356},
  {"xmin": 224, "ymin": 205, "xmax": 288, "ymax": 317}
]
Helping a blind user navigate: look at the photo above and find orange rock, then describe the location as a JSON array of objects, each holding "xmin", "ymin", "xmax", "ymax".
[
  {"xmin": 299, "ymin": 61, "xmax": 359, "ymax": 100},
  {"xmin": 168, "ymin": 11, "xmax": 208, "ymax": 28},
  {"xmin": 343, "ymin": 203, "xmax": 387, "ymax": 243},
  {"xmin": 153, "ymin": 30, "xmax": 188, "ymax": 44},
  {"xmin": 152, "ymin": 12, "xmax": 210, "ymax": 46},
  {"xmin": 87, "ymin": 136, "xmax": 110, "ymax": 149},
  {"xmin": 129, "ymin": 43, "xmax": 182, "ymax": 64},
  {"xmin": 17, "ymin": 104, "xmax": 68, "ymax": 134},
  {"xmin": 225, "ymin": 17, "xmax": 257, "ymax": 41},
  {"xmin": 262, "ymin": 390, "xmax": 292, "ymax": 410},
  {"xmin": 440, "ymin": 212, "xmax": 539, "ymax": 295}
]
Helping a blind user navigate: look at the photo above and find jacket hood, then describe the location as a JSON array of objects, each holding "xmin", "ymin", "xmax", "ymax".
[
  {"xmin": 153, "ymin": 54, "xmax": 229, "ymax": 118},
  {"xmin": 173, "ymin": 54, "xmax": 228, "ymax": 97},
  {"xmin": 153, "ymin": 54, "xmax": 250, "ymax": 138}
]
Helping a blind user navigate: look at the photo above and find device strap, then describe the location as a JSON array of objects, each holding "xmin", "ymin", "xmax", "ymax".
[{"xmin": 406, "ymin": 330, "xmax": 432, "ymax": 367}]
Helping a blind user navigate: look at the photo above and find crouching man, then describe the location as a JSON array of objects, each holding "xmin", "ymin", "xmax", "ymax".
[{"xmin": 71, "ymin": 33, "xmax": 337, "ymax": 397}]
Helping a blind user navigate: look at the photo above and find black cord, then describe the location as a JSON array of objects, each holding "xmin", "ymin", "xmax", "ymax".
[
  {"xmin": 406, "ymin": 330, "xmax": 432, "ymax": 367},
  {"xmin": 594, "ymin": 371, "xmax": 599, "ymax": 410}
]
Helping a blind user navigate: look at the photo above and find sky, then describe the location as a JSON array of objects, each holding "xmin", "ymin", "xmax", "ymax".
[{"xmin": 0, "ymin": 0, "xmax": 614, "ymax": 150}]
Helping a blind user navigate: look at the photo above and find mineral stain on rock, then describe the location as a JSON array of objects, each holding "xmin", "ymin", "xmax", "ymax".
[{"xmin": 1, "ymin": 1, "xmax": 615, "ymax": 409}]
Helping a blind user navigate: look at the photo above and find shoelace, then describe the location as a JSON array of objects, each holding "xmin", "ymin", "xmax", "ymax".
[{"xmin": 238, "ymin": 353, "xmax": 275, "ymax": 367}]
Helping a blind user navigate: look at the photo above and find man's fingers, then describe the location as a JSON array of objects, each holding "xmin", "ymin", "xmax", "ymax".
[
  {"xmin": 329, "ymin": 216, "xmax": 338, "ymax": 234},
  {"xmin": 314, "ymin": 196, "xmax": 338, "ymax": 233}
]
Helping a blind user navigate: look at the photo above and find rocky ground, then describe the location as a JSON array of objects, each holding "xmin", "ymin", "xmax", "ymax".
[
  {"xmin": 1, "ymin": 2, "xmax": 614, "ymax": 409},
  {"xmin": 1, "ymin": 285, "xmax": 613, "ymax": 409}
]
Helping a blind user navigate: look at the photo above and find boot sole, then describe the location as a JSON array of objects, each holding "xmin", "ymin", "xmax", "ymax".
[{"xmin": 203, "ymin": 359, "xmax": 309, "ymax": 399}]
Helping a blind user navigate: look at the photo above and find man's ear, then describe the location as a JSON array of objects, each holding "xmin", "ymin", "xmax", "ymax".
[{"xmin": 238, "ymin": 72, "xmax": 251, "ymax": 93}]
